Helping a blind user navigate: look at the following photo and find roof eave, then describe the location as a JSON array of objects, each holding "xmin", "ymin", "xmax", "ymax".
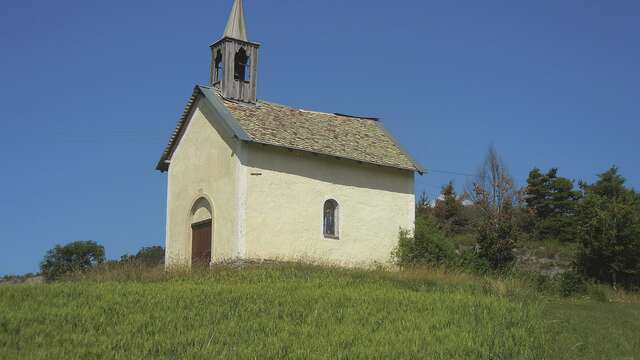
[
  {"xmin": 156, "ymin": 159, "xmax": 170, "ymax": 173},
  {"xmin": 372, "ymin": 121, "xmax": 426, "ymax": 175},
  {"xmin": 247, "ymin": 140, "xmax": 419, "ymax": 174},
  {"xmin": 210, "ymin": 37, "xmax": 261, "ymax": 48}
]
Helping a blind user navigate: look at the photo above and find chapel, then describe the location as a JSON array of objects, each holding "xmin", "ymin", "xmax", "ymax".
[{"xmin": 157, "ymin": 0, "xmax": 423, "ymax": 267}]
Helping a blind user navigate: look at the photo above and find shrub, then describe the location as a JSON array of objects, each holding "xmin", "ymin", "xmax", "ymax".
[
  {"xmin": 40, "ymin": 241, "xmax": 105, "ymax": 281},
  {"xmin": 452, "ymin": 248, "xmax": 491, "ymax": 274},
  {"xmin": 476, "ymin": 214, "xmax": 517, "ymax": 270},
  {"xmin": 393, "ymin": 217, "xmax": 455, "ymax": 266},
  {"xmin": 587, "ymin": 284, "xmax": 609, "ymax": 303},
  {"xmin": 134, "ymin": 246, "xmax": 165, "ymax": 266},
  {"xmin": 558, "ymin": 271, "xmax": 587, "ymax": 297},
  {"xmin": 121, "ymin": 246, "xmax": 165, "ymax": 267},
  {"xmin": 532, "ymin": 274, "xmax": 555, "ymax": 294}
]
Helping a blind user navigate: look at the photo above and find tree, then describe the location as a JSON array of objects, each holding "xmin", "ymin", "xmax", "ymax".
[
  {"xmin": 468, "ymin": 146, "xmax": 520, "ymax": 269},
  {"xmin": 524, "ymin": 168, "xmax": 551, "ymax": 218},
  {"xmin": 433, "ymin": 181, "xmax": 466, "ymax": 234},
  {"xmin": 40, "ymin": 241, "xmax": 105, "ymax": 280},
  {"xmin": 575, "ymin": 167, "xmax": 640, "ymax": 289},
  {"xmin": 581, "ymin": 166, "xmax": 627, "ymax": 199},
  {"xmin": 469, "ymin": 145, "xmax": 521, "ymax": 215},
  {"xmin": 415, "ymin": 191, "xmax": 432, "ymax": 220},
  {"xmin": 525, "ymin": 168, "xmax": 581, "ymax": 242},
  {"xmin": 120, "ymin": 246, "xmax": 165, "ymax": 266}
]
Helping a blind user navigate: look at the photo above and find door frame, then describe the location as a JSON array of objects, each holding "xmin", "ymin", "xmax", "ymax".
[{"xmin": 191, "ymin": 219, "xmax": 213, "ymax": 266}]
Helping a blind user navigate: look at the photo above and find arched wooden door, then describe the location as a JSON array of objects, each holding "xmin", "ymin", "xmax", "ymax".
[{"xmin": 191, "ymin": 220, "xmax": 212, "ymax": 266}]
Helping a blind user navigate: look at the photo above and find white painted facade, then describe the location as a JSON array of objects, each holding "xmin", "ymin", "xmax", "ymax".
[
  {"xmin": 165, "ymin": 98, "xmax": 242, "ymax": 265},
  {"xmin": 164, "ymin": 98, "xmax": 416, "ymax": 267}
]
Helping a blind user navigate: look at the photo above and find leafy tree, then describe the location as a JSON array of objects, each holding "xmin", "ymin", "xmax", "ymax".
[
  {"xmin": 575, "ymin": 167, "xmax": 640, "ymax": 289},
  {"xmin": 433, "ymin": 181, "xmax": 467, "ymax": 234},
  {"xmin": 40, "ymin": 241, "xmax": 105, "ymax": 280},
  {"xmin": 525, "ymin": 168, "xmax": 581, "ymax": 242}
]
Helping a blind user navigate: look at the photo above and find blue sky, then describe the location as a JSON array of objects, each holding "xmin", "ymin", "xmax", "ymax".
[{"xmin": 1, "ymin": 0, "xmax": 638, "ymax": 275}]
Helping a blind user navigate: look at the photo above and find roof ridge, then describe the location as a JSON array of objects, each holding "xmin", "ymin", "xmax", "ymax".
[
  {"xmin": 333, "ymin": 113, "xmax": 379, "ymax": 121},
  {"xmin": 254, "ymin": 100, "xmax": 378, "ymax": 121}
]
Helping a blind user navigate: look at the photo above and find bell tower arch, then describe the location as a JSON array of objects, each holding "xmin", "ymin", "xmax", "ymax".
[{"xmin": 210, "ymin": 0, "xmax": 260, "ymax": 103}]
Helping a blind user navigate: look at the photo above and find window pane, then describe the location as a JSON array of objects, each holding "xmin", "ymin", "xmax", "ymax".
[{"xmin": 323, "ymin": 200, "xmax": 337, "ymax": 237}]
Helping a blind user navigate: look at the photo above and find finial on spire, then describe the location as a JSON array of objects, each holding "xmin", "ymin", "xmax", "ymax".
[{"xmin": 223, "ymin": 0, "xmax": 248, "ymax": 41}]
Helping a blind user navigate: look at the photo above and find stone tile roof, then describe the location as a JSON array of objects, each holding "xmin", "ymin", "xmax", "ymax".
[
  {"xmin": 222, "ymin": 98, "xmax": 421, "ymax": 172},
  {"xmin": 156, "ymin": 86, "xmax": 423, "ymax": 173}
]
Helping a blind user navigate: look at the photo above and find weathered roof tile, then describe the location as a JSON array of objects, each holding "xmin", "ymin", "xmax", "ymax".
[
  {"xmin": 223, "ymin": 99, "xmax": 420, "ymax": 172},
  {"xmin": 156, "ymin": 86, "xmax": 423, "ymax": 173}
]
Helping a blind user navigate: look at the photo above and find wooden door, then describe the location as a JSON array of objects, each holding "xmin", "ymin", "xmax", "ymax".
[{"xmin": 191, "ymin": 220, "xmax": 212, "ymax": 266}]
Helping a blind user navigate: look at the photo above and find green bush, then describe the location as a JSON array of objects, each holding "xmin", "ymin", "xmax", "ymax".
[
  {"xmin": 476, "ymin": 214, "xmax": 517, "ymax": 270},
  {"xmin": 120, "ymin": 246, "xmax": 165, "ymax": 267},
  {"xmin": 134, "ymin": 246, "xmax": 165, "ymax": 266},
  {"xmin": 393, "ymin": 217, "xmax": 455, "ymax": 266},
  {"xmin": 532, "ymin": 274, "xmax": 556, "ymax": 294},
  {"xmin": 587, "ymin": 285, "xmax": 609, "ymax": 303},
  {"xmin": 558, "ymin": 271, "xmax": 587, "ymax": 297},
  {"xmin": 452, "ymin": 248, "xmax": 491, "ymax": 274},
  {"xmin": 40, "ymin": 241, "xmax": 105, "ymax": 281}
]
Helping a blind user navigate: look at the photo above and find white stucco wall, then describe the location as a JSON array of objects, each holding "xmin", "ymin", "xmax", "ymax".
[
  {"xmin": 243, "ymin": 144, "xmax": 415, "ymax": 266},
  {"xmin": 164, "ymin": 97, "xmax": 416, "ymax": 268},
  {"xmin": 165, "ymin": 98, "xmax": 243, "ymax": 266}
]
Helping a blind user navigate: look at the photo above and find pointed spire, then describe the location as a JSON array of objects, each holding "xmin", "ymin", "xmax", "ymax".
[{"xmin": 223, "ymin": 0, "xmax": 248, "ymax": 41}]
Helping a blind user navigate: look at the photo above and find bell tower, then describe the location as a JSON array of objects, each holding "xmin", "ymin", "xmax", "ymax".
[{"xmin": 210, "ymin": 0, "xmax": 260, "ymax": 103}]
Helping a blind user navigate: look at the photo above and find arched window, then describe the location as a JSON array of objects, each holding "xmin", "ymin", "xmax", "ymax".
[
  {"xmin": 323, "ymin": 199, "xmax": 339, "ymax": 238},
  {"xmin": 214, "ymin": 50, "xmax": 223, "ymax": 82},
  {"xmin": 234, "ymin": 48, "xmax": 249, "ymax": 81}
]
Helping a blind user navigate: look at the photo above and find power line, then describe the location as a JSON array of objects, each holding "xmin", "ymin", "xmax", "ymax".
[{"xmin": 426, "ymin": 169, "xmax": 475, "ymax": 177}]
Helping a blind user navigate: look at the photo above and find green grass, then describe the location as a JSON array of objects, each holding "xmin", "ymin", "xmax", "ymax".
[
  {"xmin": 543, "ymin": 300, "xmax": 640, "ymax": 359},
  {"xmin": 0, "ymin": 264, "xmax": 638, "ymax": 359}
]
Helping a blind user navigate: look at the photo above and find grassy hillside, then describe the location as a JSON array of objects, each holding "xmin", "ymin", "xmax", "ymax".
[{"xmin": 1, "ymin": 264, "xmax": 638, "ymax": 359}]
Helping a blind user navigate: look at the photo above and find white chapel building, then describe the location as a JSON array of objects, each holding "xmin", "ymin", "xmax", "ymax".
[{"xmin": 156, "ymin": 0, "xmax": 424, "ymax": 267}]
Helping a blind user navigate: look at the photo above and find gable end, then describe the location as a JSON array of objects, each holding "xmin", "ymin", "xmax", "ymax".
[{"xmin": 155, "ymin": 85, "xmax": 251, "ymax": 172}]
